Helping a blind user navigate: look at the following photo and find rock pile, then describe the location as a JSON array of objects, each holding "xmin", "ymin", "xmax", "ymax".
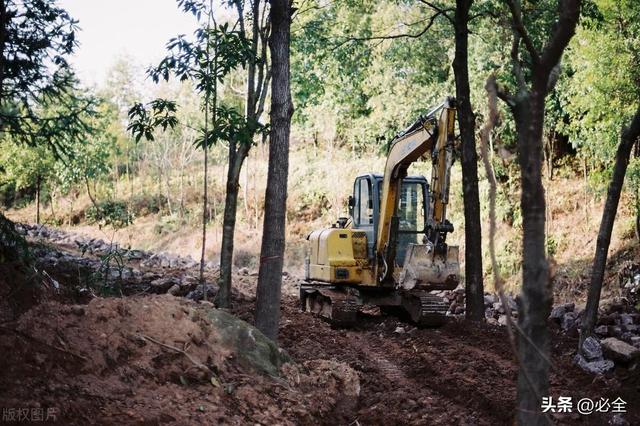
[{"xmin": 15, "ymin": 223, "xmax": 219, "ymax": 299}]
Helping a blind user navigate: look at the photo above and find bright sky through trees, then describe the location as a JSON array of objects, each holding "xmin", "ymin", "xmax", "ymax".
[{"xmin": 59, "ymin": 0, "xmax": 199, "ymax": 87}]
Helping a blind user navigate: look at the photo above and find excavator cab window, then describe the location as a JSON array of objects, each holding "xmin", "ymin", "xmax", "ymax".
[
  {"xmin": 398, "ymin": 182, "xmax": 426, "ymax": 232},
  {"xmin": 354, "ymin": 178, "xmax": 373, "ymax": 226},
  {"xmin": 378, "ymin": 178, "xmax": 428, "ymax": 266}
]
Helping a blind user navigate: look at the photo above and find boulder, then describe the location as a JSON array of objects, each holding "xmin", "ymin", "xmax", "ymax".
[
  {"xmin": 601, "ymin": 337, "xmax": 640, "ymax": 364},
  {"xmin": 150, "ymin": 277, "xmax": 179, "ymax": 293},
  {"xmin": 595, "ymin": 325, "xmax": 609, "ymax": 336},
  {"xmin": 550, "ymin": 303, "xmax": 575, "ymax": 322},
  {"xmin": 574, "ymin": 354, "xmax": 615, "ymax": 375},
  {"xmin": 561, "ymin": 312, "xmax": 578, "ymax": 331},
  {"xmin": 581, "ymin": 336, "xmax": 603, "ymax": 361},
  {"xmin": 484, "ymin": 294, "xmax": 497, "ymax": 306},
  {"xmin": 620, "ymin": 314, "xmax": 634, "ymax": 326},
  {"xmin": 205, "ymin": 308, "xmax": 290, "ymax": 376},
  {"xmin": 186, "ymin": 284, "xmax": 217, "ymax": 301}
]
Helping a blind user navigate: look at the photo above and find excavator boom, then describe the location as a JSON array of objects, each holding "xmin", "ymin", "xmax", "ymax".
[{"xmin": 376, "ymin": 97, "xmax": 457, "ymax": 284}]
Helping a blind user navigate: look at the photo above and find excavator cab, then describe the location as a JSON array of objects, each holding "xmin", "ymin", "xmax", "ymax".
[{"xmin": 349, "ymin": 174, "xmax": 429, "ymax": 266}]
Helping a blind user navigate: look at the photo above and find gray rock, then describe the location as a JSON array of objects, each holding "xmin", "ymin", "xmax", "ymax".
[
  {"xmin": 493, "ymin": 302, "xmax": 505, "ymax": 314},
  {"xmin": 498, "ymin": 315, "xmax": 508, "ymax": 326},
  {"xmin": 484, "ymin": 294, "xmax": 497, "ymax": 306},
  {"xmin": 150, "ymin": 277, "xmax": 179, "ymax": 293},
  {"xmin": 186, "ymin": 284, "xmax": 217, "ymax": 301},
  {"xmin": 574, "ymin": 354, "xmax": 615, "ymax": 375},
  {"xmin": 561, "ymin": 312, "xmax": 578, "ymax": 331},
  {"xmin": 550, "ymin": 303, "xmax": 575, "ymax": 321},
  {"xmin": 595, "ymin": 325, "xmax": 609, "ymax": 336},
  {"xmin": 608, "ymin": 325, "xmax": 623, "ymax": 338},
  {"xmin": 602, "ymin": 337, "xmax": 640, "ymax": 363},
  {"xmin": 581, "ymin": 336, "xmax": 603, "ymax": 361},
  {"xmin": 620, "ymin": 314, "xmax": 634, "ymax": 326},
  {"xmin": 167, "ymin": 284, "xmax": 181, "ymax": 296},
  {"xmin": 630, "ymin": 336, "xmax": 640, "ymax": 348},
  {"xmin": 609, "ymin": 414, "xmax": 630, "ymax": 426}
]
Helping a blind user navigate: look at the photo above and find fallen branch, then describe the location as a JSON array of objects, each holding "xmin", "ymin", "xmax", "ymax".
[{"xmin": 138, "ymin": 333, "xmax": 211, "ymax": 373}]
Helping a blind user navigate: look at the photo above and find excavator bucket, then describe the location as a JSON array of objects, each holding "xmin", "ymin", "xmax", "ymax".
[{"xmin": 398, "ymin": 244, "xmax": 460, "ymax": 291}]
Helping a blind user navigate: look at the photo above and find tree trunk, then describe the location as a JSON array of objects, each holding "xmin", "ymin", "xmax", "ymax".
[
  {"xmin": 216, "ymin": 0, "xmax": 269, "ymax": 307},
  {"xmin": 215, "ymin": 142, "xmax": 249, "ymax": 308},
  {"xmin": 0, "ymin": 0, "xmax": 6, "ymax": 98},
  {"xmin": 35, "ymin": 175, "xmax": 41, "ymax": 225},
  {"xmin": 513, "ymin": 90, "xmax": 552, "ymax": 426},
  {"xmin": 453, "ymin": 0, "xmax": 484, "ymax": 322},
  {"xmin": 580, "ymin": 107, "xmax": 640, "ymax": 348},
  {"xmin": 255, "ymin": 0, "xmax": 293, "ymax": 341}
]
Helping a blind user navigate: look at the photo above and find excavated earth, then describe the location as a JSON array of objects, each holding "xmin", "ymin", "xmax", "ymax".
[{"xmin": 1, "ymin": 225, "xmax": 639, "ymax": 425}]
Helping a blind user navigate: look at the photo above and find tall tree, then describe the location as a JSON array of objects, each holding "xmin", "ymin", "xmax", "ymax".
[
  {"xmin": 255, "ymin": 0, "xmax": 293, "ymax": 341},
  {"xmin": 493, "ymin": 1, "xmax": 582, "ymax": 424},
  {"xmin": 580, "ymin": 108, "xmax": 640, "ymax": 348},
  {"xmin": 215, "ymin": 0, "xmax": 271, "ymax": 308},
  {"xmin": 452, "ymin": 0, "xmax": 484, "ymax": 321},
  {"xmin": 128, "ymin": 1, "xmax": 265, "ymax": 305}
]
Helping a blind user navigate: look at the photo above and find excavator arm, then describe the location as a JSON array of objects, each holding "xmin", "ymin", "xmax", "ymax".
[{"xmin": 375, "ymin": 97, "xmax": 457, "ymax": 283}]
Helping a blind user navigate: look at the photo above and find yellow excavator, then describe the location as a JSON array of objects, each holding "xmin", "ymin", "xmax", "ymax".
[{"xmin": 301, "ymin": 97, "xmax": 460, "ymax": 326}]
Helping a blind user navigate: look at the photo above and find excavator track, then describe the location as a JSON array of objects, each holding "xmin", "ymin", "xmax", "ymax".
[
  {"xmin": 301, "ymin": 286, "xmax": 358, "ymax": 327},
  {"xmin": 403, "ymin": 292, "xmax": 448, "ymax": 327}
]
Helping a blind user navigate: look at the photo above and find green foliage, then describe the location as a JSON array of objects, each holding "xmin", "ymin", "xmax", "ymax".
[
  {"xmin": 85, "ymin": 199, "xmax": 133, "ymax": 229},
  {"xmin": 127, "ymin": 8, "xmax": 265, "ymax": 149},
  {"xmin": 291, "ymin": 0, "xmax": 453, "ymax": 151},
  {"xmin": 0, "ymin": 0, "xmax": 96, "ymax": 154},
  {"xmin": 0, "ymin": 142, "xmax": 55, "ymax": 192},
  {"xmin": 560, "ymin": 0, "xmax": 640, "ymax": 183}
]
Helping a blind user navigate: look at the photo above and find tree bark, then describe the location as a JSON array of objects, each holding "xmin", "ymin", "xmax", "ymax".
[
  {"xmin": 580, "ymin": 106, "xmax": 640, "ymax": 349},
  {"xmin": 453, "ymin": 0, "xmax": 484, "ymax": 322},
  {"xmin": 255, "ymin": 0, "xmax": 293, "ymax": 341},
  {"xmin": 513, "ymin": 88, "xmax": 552, "ymax": 426},
  {"xmin": 35, "ymin": 174, "xmax": 41, "ymax": 225},
  {"xmin": 215, "ymin": 142, "xmax": 249, "ymax": 307},
  {"xmin": 497, "ymin": 2, "xmax": 581, "ymax": 424}
]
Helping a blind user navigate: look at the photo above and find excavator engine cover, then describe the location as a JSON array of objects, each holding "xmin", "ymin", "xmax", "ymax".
[{"xmin": 398, "ymin": 243, "xmax": 459, "ymax": 290}]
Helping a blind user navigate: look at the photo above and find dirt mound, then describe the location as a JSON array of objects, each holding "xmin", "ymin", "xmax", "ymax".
[{"xmin": 0, "ymin": 295, "xmax": 359, "ymax": 425}]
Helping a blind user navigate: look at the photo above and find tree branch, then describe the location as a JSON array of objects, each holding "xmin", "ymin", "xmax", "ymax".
[
  {"xmin": 418, "ymin": 0, "xmax": 455, "ymax": 26},
  {"xmin": 538, "ymin": 0, "xmax": 581, "ymax": 75},
  {"xmin": 505, "ymin": 0, "xmax": 540, "ymax": 65},
  {"xmin": 332, "ymin": 9, "xmax": 448, "ymax": 50},
  {"xmin": 511, "ymin": 32, "xmax": 527, "ymax": 93}
]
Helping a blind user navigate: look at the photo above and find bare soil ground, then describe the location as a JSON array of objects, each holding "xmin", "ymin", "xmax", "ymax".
[{"xmin": 1, "ymin": 233, "xmax": 639, "ymax": 425}]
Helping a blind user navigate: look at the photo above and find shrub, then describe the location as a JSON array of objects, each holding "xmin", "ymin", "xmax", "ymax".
[{"xmin": 85, "ymin": 200, "xmax": 133, "ymax": 229}]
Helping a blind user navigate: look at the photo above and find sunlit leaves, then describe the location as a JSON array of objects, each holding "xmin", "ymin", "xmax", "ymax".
[{"xmin": 127, "ymin": 100, "xmax": 179, "ymax": 142}]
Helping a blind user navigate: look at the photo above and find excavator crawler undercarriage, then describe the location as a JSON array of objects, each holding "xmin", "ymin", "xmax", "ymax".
[{"xmin": 300, "ymin": 283, "xmax": 449, "ymax": 327}]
